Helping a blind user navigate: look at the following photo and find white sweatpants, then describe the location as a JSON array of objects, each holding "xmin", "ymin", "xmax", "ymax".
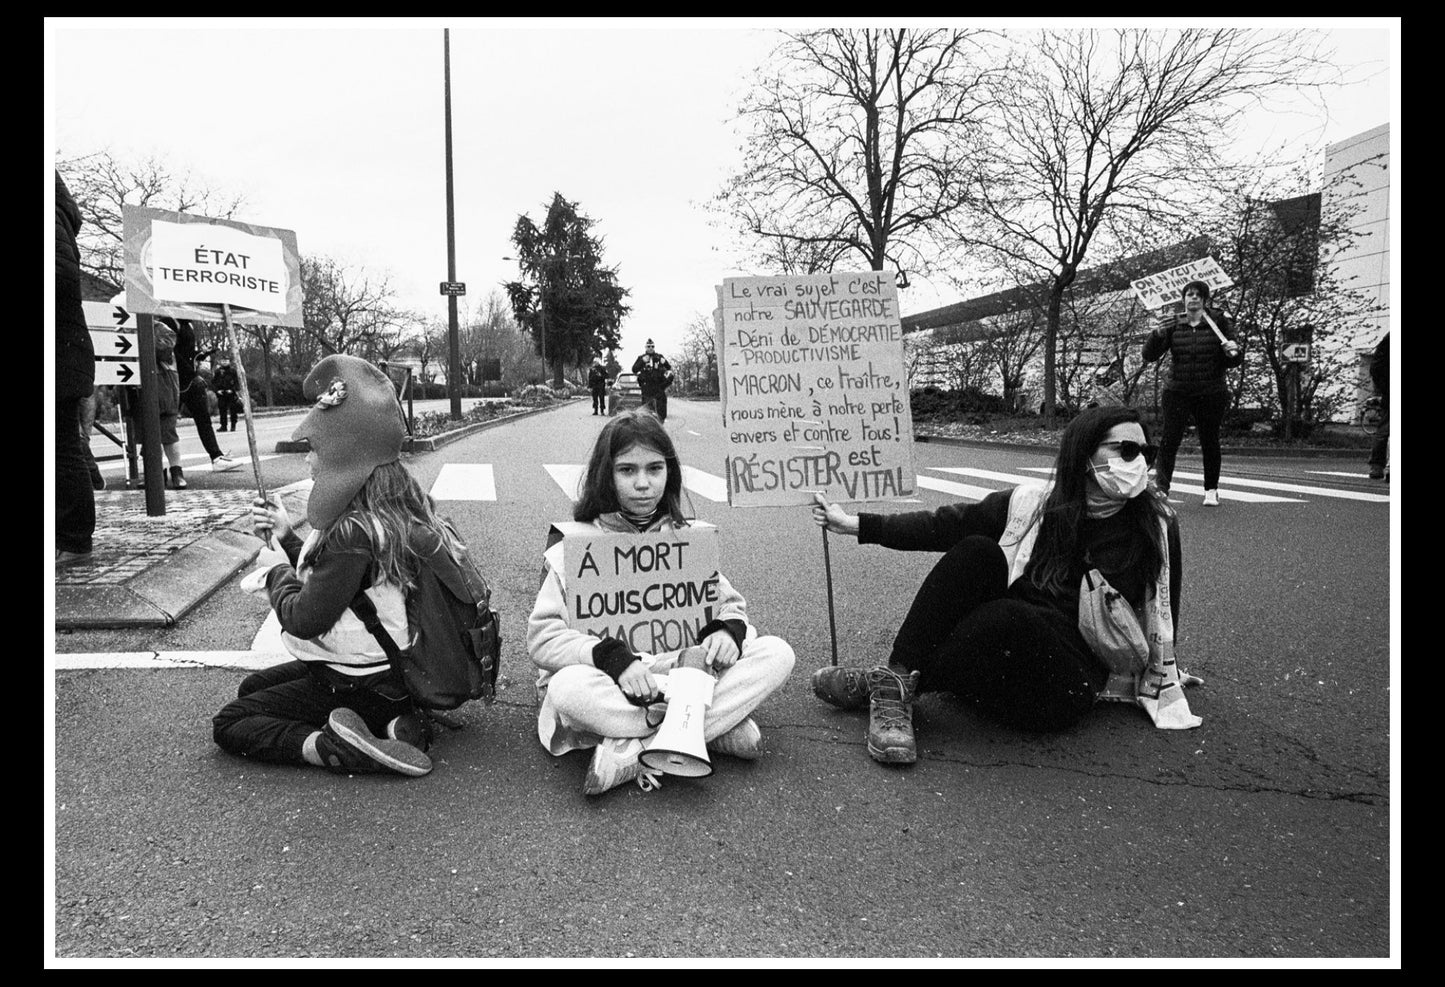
[{"xmin": 538, "ymin": 635, "xmax": 795, "ymax": 754}]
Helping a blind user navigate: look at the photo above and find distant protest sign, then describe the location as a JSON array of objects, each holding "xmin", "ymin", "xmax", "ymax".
[
  {"xmin": 1130, "ymin": 256, "xmax": 1234, "ymax": 311},
  {"xmin": 551, "ymin": 521, "xmax": 721, "ymax": 655},
  {"xmin": 122, "ymin": 205, "xmax": 304, "ymax": 327},
  {"xmin": 716, "ymin": 271, "xmax": 916, "ymax": 508}
]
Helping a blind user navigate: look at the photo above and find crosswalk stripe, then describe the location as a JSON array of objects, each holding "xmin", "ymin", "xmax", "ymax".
[
  {"xmin": 430, "ymin": 463, "xmax": 496, "ymax": 501},
  {"xmin": 1161, "ymin": 469, "xmax": 1387, "ymax": 503},
  {"xmin": 1018, "ymin": 467, "xmax": 1302, "ymax": 503},
  {"xmin": 681, "ymin": 465, "xmax": 728, "ymax": 502},
  {"xmin": 927, "ymin": 467, "xmax": 1048, "ymax": 486},
  {"xmin": 915, "ymin": 475, "xmax": 998, "ymax": 502},
  {"xmin": 1307, "ymin": 470, "xmax": 1380, "ymax": 479},
  {"xmin": 544, "ymin": 464, "xmax": 586, "ymax": 501}
]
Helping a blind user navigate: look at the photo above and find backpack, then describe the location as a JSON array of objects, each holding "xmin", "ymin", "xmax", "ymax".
[{"xmin": 348, "ymin": 520, "xmax": 501, "ymax": 710}]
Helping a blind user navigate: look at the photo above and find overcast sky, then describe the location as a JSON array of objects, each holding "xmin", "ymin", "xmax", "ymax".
[{"xmin": 46, "ymin": 17, "xmax": 1397, "ymax": 363}]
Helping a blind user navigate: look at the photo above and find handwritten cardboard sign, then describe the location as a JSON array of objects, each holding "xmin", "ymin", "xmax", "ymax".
[
  {"xmin": 1130, "ymin": 256, "xmax": 1234, "ymax": 311},
  {"xmin": 716, "ymin": 272, "xmax": 916, "ymax": 507},
  {"xmin": 553, "ymin": 521, "xmax": 721, "ymax": 655}
]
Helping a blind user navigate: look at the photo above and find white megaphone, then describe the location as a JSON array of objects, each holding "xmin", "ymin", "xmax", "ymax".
[{"xmin": 639, "ymin": 647, "xmax": 715, "ymax": 778}]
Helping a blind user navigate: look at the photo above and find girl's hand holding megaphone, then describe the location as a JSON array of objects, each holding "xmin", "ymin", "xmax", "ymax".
[{"xmin": 618, "ymin": 660, "xmax": 659, "ymax": 705}]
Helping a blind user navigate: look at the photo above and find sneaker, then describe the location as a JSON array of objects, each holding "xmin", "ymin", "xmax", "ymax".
[
  {"xmin": 169, "ymin": 466, "xmax": 188, "ymax": 489},
  {"xmin": 318, "ymin": 707, "xmax": 432, "ymax": 777},
  {"xmin": 385, "ymin": 711, "xmax": 432, "ymax": 752},
  {"xmin": 1202, "ymin": 489, "xmax": 1220, "ymax": 506},
  {"xmin": 210, "ymin": 455, "xmax": 242, "ymax": 473},
  {"xmin": 866, "ymin": 666, "xmax": 920, "ymax": 764},
  {"xmin": 709, "ymin": 718, "xmax": 762, "ymax": 760},
  {"xmin": 811, "ymin": 666, "xmax": 871, "ymax": 710},
  {"xmin": 582, "ymin": 736, "xmax": 662, "ymax": 795}
]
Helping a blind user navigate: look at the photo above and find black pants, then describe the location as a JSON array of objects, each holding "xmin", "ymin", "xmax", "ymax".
[
  {"xmin": 218, "ymin": 391, "xmax": 239, "ymax": 430},
  {"xmin": 180, "ymin": 379, "xmax": 223, "ymax": 459},
  {"xmin": 1369, "ymin": 398, "xmax": 1390, "ymax": 472},
  {"xmin": 212, "ymin": 660, "xmax": 415, "ymax": 766},
  {"xmin": 889, "ymin": 536, "xmax": 1104, "ymax": 732},
  {"xmin": 1154, "ymin": 389, "xmax": 1230, "ymax": 491},
  {"xmin": 591, "ymin": 390, "xmax": 606, "ymax": 414},
  {"xmin": 643, "ymin": 392, "xmax": 668, "ymax": 422},
  {"xmin": 56, "ymin": 396, "xmax": 94, "ymax": 554}
]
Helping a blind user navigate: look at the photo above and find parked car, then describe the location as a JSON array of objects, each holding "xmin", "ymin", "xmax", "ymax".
[{"xmin": 608, "ymin": 372, "xmax": 644, "ymax": 415}]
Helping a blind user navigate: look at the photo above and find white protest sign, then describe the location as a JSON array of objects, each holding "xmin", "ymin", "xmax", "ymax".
[
  {"xmin": 1130, "ymin": 257, "xmax": 1234, "ymax": 310},
  {"xmin": 122, "ymin": 205, "xmax": 304, "ymax": 327},
  {"xmin": 147, "ymin": 220, "xmax": 286, "ymax": 312},
  {"xmin": 554, "ymin": 522, "xmax": 721, "ymax": 655},
  {"xmin": 717, "ymin": 271, "xmax": 916, "ymax": 507}
]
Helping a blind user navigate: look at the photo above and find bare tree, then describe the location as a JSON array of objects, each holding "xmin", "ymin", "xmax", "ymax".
[
  {"xmin": 719, "ymin": 28, "xmax": 1000, "ymax": 276},
  {"xmin": 300, "ymin": 256, "xmax": 409, "ymax": 361},
  {"xmin": 950, "ymin": 27, "xmax": 1338, "ymax": 424},
  {"xmin": 56, "ymin": 149, "xmax": 246, "ymax": 288}
]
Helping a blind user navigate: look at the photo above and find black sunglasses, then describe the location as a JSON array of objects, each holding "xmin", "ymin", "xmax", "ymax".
[{"xmin": 1100, "ymin": 439, "xmax": 1157, "ymax": 464}]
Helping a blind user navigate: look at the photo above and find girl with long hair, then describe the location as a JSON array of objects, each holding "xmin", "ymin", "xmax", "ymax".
[
  {"xmin": 527, "ymin": 409, "xmax": 796, "ymax": 795},
  {"xmin": 810, "ymin": 406, "xmax": 1196, "ymax": 764},
  {"xmin": 212, "ymin": 355, "xmax": 469, "ymax": 778}
]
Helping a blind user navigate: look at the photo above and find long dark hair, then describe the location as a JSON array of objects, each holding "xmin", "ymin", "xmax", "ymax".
[
  {"xmin": 325, "ymin": 461, "xmax": 465, "ymax": 592},
  {"xmin": 1023, "ymin": 406, "xmax": 1171, "ymax": 596},
  {"xmin": 574, "ymin": 409, "xmax": 689, "ymax": 524}
]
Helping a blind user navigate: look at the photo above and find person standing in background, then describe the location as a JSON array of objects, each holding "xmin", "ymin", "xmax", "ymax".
[
  {"xmin": 1141, "ymin": 280, "xmax": 1244, "ymax": 506},
  {"xmin": 587, "ymin": 357, "xmax": 609, "ymax": 415},
  {"xmin": 166, "ymin": 317, "xmax": 239, "ymax": 473},
  {"xmin": 631, "ymin": 339, "xmax": 674, "ymax": 423},
  {"xmin": 1367, "ymin": 332, "xmax": 1390, "ymax": 481},
  {"xmin": 55, "ymin": 171, "xmax": 96, "ymax": 565},
  {"xmin": 213, "ymin": 358, "xmax": 241, "ymax": 432}
]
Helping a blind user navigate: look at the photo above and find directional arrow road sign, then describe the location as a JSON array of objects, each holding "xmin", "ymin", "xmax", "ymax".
[
  {"xmin": 93, "ymin": 360, "xmax": 139, "ymax": 386},
  {"xmin": 81, "ymin": 299, "xmax": 135, "ymax": 331},
  {"xmin": 89, "ymin": 330, "xmax": 136, "ymax": 357}
]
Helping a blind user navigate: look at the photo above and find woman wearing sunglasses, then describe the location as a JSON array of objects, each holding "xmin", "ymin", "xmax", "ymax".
[
  {"xmin": 1142, "ymin": 279, "xmax": 1245, "ymax": 506},
  {"xmin": 809, "ymin": 406, "xmax": 1193, "ymax": 764}
]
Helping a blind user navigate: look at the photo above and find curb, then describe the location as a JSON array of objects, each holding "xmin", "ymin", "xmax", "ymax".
[{"xmin": 913, "ymin": 433, "xmax": 1367, "ymax": 460}]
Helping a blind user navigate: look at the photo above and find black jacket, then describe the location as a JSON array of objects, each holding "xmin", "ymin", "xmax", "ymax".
[
  {"xmin": 587, "ymin": 365, "xmax": 608, "ymax": 393},
  {"xmin": 631, "ymin": 352, "xmax": 673, "ymax": 395},
  {"xmin": 213, "ymin": 365, "xmax": 240, "ymax": 393},
  {"xmin": 1141, "ymin": 307, "xmax": 1244, "ymax": 397},
  {"xmin": 1370, "ymin": 333, "xmax": 1389, "ymax": 398},
  {"xmin": 55, "ymin": 172, "xmax": 94, "ymax": 401}
]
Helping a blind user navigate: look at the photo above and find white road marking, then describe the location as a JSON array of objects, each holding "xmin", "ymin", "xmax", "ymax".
[
  {"xmin": 915, "ymin": 475, "xmax": 998, "ymax": 502},
  {"xmin": 544, "ymin": 464, "xmax": 587, "ymax": 501},
  {"xmin": 681, "ymin": 466, "xmax": 728, "ymax": 502},
  {"xmin": 1164, "ymin": 469, "xmax": 1386, "ymax": 503},
  {"xmin": 1017, "ymin": 467, "xmax": 1303, "ymax": 503},
  {"xmin": 1308, "ymin": 470, "xmax": 1375, "ymax": 479},
  {"xmin": 430, "ymin": 463, "xmax": 497, "ymax": 501},
  {"xmin": 250, "ymin": 611, "xmax": 284, "ymax": 652},
  {"xmin": 687, "ymin": 430, "xmax": 701, "ymax": 436},
  {"xmin": 52, "ymin": 651, "xmax": 289, "ymax": 671},
  {"xmin": 927, "ymin": 467, "xmax": 1048, "ymax": 486}
]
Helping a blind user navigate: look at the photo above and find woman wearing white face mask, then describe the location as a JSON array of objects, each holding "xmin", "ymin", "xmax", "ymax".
[{"xmin": 809, "ymin": 407, "xmax": 1192, "ymax": 762}]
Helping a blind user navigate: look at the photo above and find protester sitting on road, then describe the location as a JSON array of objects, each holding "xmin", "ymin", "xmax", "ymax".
[
  {"xmin": 527, "ymin": 408, "xmax": 795, "ymax": 795},
  {"xmin": 810, "ymin": 406, "xmax": 1200, "ymax": 765},
  {"xmin": 1141, "ymin": 280, "xmax": 1244, "ymax": 506},
  {"xmin": 212, "ymin": 354, "xmax": 459, "ymax": 778}
]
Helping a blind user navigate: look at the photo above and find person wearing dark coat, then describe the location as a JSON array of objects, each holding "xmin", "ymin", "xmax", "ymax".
[
  {"xmin": 587, "ymin": 357, "xmax": 609, "ymax": 415},
  {"xmin": 55, "ymin": 172, "xmax": 95, "ymax": 563},
  {"xmin": 213, "ymin": 360, "xmax": 241, "ymax": 431},
  {"xmin": 630, "ymin": 339, "xmax": 674, "ymax": 423},
  {"xmin": 1141, "ymin": 279, "xmax": 1245, "ymax": 506},
  {"xmin": 171, "ymin": 318, "xmax": 239, "ymax": 472},
  {"xmin": 1367, "ymin": 332, "xmax": 1390, "ymax": 480}
]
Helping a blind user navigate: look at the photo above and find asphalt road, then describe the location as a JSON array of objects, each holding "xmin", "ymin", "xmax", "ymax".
[{"xmin": 51, "ymin": 398, "xmax": 1395, "ymax": 961}]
